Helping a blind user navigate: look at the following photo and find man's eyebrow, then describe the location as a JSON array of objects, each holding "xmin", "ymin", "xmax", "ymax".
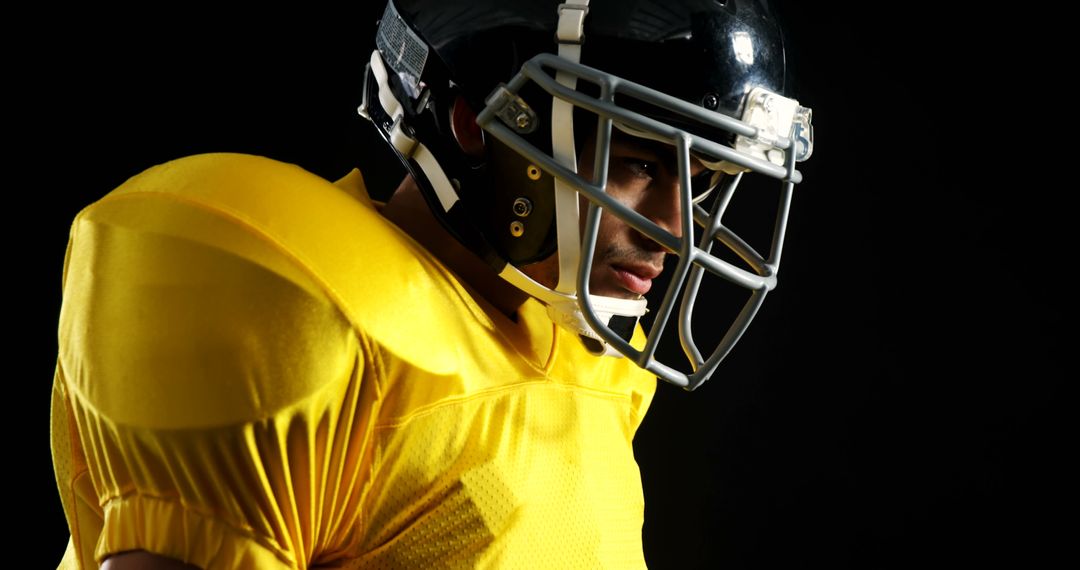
[
  {"xmin": 612, "ymin": 135, "xmax": 676, "ymax": 166},
  {"xmin": 610, "ymin": 133, "xmax": 709, "ymax": 176}
]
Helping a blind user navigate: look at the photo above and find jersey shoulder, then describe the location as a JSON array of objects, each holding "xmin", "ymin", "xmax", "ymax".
[
  {"xmin": 63, "ymin": 154, "xmax": 473, "ymax": 426},
  {"xmin": 119, "ymin": 153, "xmax": 470, "ymax": 366}
]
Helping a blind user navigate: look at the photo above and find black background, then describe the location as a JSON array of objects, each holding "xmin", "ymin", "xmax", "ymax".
[{"xmin": 20, "ymin": 3, "xmax": 1065, "ymax": 568}]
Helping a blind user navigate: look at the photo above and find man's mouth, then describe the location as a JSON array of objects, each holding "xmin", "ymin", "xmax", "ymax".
[{"xmin": 610, "ymin": 263, "xmax": 663, "ymax": 296}]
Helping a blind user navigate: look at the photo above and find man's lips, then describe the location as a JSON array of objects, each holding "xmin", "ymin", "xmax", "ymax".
[{"xmin": 610, "ymin": 263, "xmax": 663, "ymax": 296}]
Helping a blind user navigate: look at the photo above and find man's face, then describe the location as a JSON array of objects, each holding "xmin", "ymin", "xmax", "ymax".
[{"xmin": 522, "ymin": 130, "xmax": 707, "ymax": 300}]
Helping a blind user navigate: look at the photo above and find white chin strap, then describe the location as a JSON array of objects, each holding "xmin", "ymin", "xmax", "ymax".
[
  {"xmin": 552, "ymin": 0, "xmax": 589, "ymax": 294},
  {"xmin": 500, "ymin": 264, "xmax": 646, "ymax": 356},
  {"xmin": 361, "ymin": 49, "xmax": 460, "ymax": 213},
  {"xmin": 537, "ymin": 0, "xmax": 648, "ymax": 356},
  {"xmin": 525, "ymin": 0, "xmax": 647, "ymax": 356}
]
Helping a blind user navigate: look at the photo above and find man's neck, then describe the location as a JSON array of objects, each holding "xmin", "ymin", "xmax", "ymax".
[{"xmin": 380, "ymin": 175, "xmax": 529, "ymax": 322}]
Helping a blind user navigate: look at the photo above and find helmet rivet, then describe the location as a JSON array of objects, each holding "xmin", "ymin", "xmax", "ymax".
[
  {"xmin": 515, "ymin": 112, "xmax": 532, "ymax": 129},
  {"xmin": 526, "ymin": 165, "xmax": 541, "ymax": 180},
  {"xmin": 703, "ymin": 93, "xmax": 720, "ymax": 110},
  {"xmin": 512, "ymin": 197, "xmax": 533, "ymax": 217},
  {"xmin": 509, "ymin": 220, "xmax": 525, "ymax": 237}
]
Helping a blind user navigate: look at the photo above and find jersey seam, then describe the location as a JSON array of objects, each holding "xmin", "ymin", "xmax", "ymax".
[
  {"xmin": 373, "ymin": 379, "xmax": 637, "ymax": 431},
  {"xmin": 543, "ymin": 323, "xmax": 561, "ymax": 374}
]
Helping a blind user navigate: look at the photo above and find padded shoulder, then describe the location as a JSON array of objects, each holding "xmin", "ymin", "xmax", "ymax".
[
  {"xmin": 61, "ymin": 154, "xmax": 482, "ymax": 428},
  {"xmin": 60, "ymin": 197, "xmax": 359, "ymax": 429},
  {"xmin": 83, "ymin": 153, "xmax": 473, "ymax": 376}
]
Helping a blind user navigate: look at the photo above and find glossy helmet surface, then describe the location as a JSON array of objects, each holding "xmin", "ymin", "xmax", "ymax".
[{"xmin": 360, "ymin": 0, "xmax": 813, "ymax": 389}]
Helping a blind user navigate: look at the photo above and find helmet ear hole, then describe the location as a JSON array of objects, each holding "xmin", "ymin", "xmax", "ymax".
[{"xmin": 450, "ymin": 95, "xmax": 486, "ymax": 158}]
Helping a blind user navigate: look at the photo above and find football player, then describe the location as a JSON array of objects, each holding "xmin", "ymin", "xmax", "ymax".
[{"xmin": 52, "ymin": 1, "xmax": 812, "ymax": 567}]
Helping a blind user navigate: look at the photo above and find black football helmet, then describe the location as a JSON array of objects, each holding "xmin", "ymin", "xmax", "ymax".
[{"xmin": 360, "ymin": 0, "xmax": 813, "ymax": 389}]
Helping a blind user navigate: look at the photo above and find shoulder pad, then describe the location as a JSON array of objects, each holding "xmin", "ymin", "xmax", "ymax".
[{"xmin": 97, "ymin": 153, "xmax": 471, "ymax": 375}]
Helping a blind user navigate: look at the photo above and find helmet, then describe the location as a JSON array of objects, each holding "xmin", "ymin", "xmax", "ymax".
[{"xmin": 359, "ymin": 0, "xmax": 813, "ymax": 390}]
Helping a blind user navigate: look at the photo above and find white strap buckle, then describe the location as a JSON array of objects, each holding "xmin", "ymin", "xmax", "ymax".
[{"xmin": 556, "ymin": 1, "xmax": 589, "ymax": 45}]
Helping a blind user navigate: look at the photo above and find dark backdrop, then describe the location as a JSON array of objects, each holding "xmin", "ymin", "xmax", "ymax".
[{"xmin": 20, "ymin": 3, "xmax": 1064, "ymax": 568}]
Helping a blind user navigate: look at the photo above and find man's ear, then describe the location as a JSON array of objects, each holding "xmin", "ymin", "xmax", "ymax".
[{"xmin": 450, "ymin": 95, "xmax": 486, "ymax": 158}]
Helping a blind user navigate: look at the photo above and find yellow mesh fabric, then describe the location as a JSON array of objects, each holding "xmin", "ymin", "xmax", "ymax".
[
  {"xmin": 355, "ymin": 381, "xmax": 651, "ymax": 569},
  {"xmin": 51, "ymin": 154, "xmax": 657, "ymax": 569}
]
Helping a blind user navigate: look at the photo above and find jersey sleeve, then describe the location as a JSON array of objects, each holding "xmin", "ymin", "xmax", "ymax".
[{"xmin": 52, "ymin": 194, "xmax": 380, "ymax": 569}]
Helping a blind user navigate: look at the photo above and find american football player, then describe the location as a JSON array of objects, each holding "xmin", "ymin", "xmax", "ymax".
[{"xmin": 52, "ymin": 1, "xmax": 812, "ymax": 567}]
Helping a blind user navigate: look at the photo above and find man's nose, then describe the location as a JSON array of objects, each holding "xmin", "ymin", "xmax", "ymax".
[{"xmin": 645, "ymin": 169, "xmax": 684, "ymax": 239}]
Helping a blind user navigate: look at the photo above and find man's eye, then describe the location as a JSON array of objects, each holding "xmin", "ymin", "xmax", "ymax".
[{"xmin": 618, "ymin": 158, "xmax": 655, "ymax": 179}]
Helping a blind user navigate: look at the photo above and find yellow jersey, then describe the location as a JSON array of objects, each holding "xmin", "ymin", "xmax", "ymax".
[{"xmin": 51, "ymin": 153, "xmax": 657, "ymax": 569}]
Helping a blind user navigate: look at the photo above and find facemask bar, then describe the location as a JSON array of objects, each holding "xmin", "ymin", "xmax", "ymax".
[
  {"xmin": 477, "ymin": 53, "xmax": 806, "ymax": 389},
  {"xmin": 676, "ymin": 148, "xmax": 797, "ymax": 390}
]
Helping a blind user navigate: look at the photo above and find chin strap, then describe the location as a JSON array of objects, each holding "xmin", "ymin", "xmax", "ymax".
[
  {"xmin": 360, "ymin": 2, "xmax": 464, "ymax": 212},
  {"xmin": 530, "ymin": 0, "xmax": 649, "ymax": 356},
  {"xmin": 539, "ymin": 0, "xmax": 646, "ymax": 356},
  {"xmin": 499, "ymin": 264, "xmax": 646, "ymax": 356},
  {"xmin": 361, "ymin": 49, "xmax": 460, "ymax": 213},
  {"xmin": 552, "ymin": 0, "xmax": 589, "ymax": 294}
]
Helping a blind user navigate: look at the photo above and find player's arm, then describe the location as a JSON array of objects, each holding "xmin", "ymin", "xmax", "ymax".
[{"xmin": 101, "ymin": 550, "xmax": 202, "ymax": 569}]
